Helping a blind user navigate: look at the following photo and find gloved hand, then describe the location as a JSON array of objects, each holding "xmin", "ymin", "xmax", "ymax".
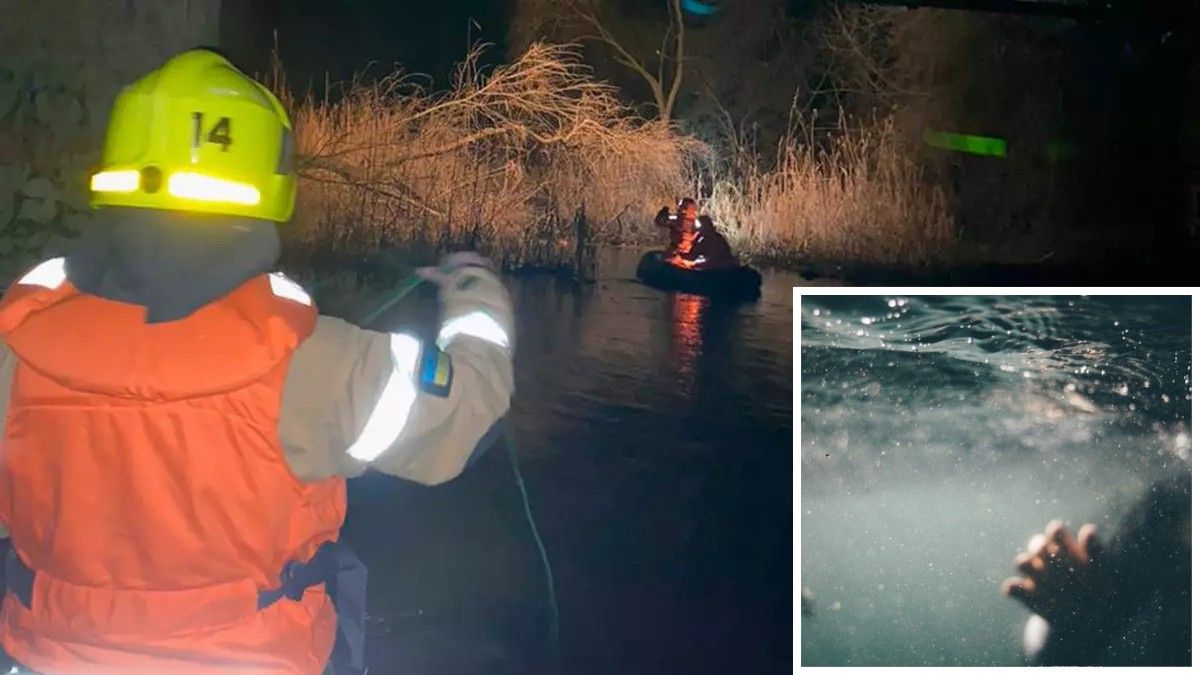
[
  {"xmin": 654, "ymin": 206, "xmax": 673, "ymax": 227},
  {"xmin": 418, "ymin": 252, "xmax": 514, "ymax": 353},
  {"xmin": 416, "ymin": 251, "xmax": 493, "ymax": 282}
]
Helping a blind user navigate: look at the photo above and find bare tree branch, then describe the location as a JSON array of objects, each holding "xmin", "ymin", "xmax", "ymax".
[
  {"xmin": 277, "ymin": 42, "xmax": 705, "ymax": 259},
  {"xmin": 663, "ymin": 0, "xmax": 685, "ymax": 123},
  {"xmin": 564, "ymin": 0, "xmax": 686, "ymax": 122}
]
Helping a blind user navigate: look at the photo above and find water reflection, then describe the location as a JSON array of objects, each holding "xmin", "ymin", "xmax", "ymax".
[
  {"xmin": 339, "ymin": 247, "xmax": 796, "ymax": 675},
  {"xmin": 667, "ymin": 292, "xmax": 706, "ymax": 398}
]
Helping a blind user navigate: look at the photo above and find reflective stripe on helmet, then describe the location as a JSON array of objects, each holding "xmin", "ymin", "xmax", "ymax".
[
  {"xmin": 346, "ymin": 333, "xmax": 422, "ymax": 462},
  {"xmin": 18, "ymin": 257, "xmax": 67, "ymax": 289},
  {"xmin": 268, "ymin": 273, "xmax": 312, "ymax": 306},
  {"xmin": 167, "ymin": 172, "xmax": 261, "ymax": 206},
  {"xmin": 436, "ymin": 311, "xmax": 510, "ymax": 350},
  {"xmin": 91, "ymin": 170, "xmax": 141, "ymax": 193}
]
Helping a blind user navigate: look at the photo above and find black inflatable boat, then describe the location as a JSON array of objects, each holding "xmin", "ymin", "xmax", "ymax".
[{"xmin": 636, "ymin": 251, "xmax": 762, "ymax": 300}]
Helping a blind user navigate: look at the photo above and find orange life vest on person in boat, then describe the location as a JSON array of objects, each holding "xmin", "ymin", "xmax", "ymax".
[{"xmin": 0, "ymin": 259, "xmax": 345, "ymax": 675}]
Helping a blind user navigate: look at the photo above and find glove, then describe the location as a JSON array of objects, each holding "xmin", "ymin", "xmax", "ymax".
[
  {"xmin": 654, "ymin": 206, "xmax": 673, "ymax": 227},
  {"xmin": 418, "ymin": 252, "xmax": 514, "ymax": 352},
  {"xmin": 415, "ymin": 251, "xmax": 493, "ymax": 282}
]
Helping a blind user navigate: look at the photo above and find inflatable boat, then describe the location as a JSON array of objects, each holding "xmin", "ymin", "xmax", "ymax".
[{"xmin": 635, "ymin": 251, "xmax": 762, "ymax": 301}]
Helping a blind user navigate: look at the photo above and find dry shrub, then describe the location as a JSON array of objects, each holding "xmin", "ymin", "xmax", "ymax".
[
  {"xmin": 270, "ymin": 40, "xmax": 952, "ymax": 272},
  {"xmin": 276, "ymin": 43, "xmax": 702, "ymax": 269},
  {"xmin": 706, "ymin": 108, "xmax": 954, "ymax": 266}
]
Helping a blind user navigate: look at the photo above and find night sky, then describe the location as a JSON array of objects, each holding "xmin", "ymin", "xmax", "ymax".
[
  {"xmin": 224, "ymin": 0, "xmax": 512, "ymax": 91},
  {"xmin": 223, "ymin": 0, "xmax": 1196, "ymax": 96}
]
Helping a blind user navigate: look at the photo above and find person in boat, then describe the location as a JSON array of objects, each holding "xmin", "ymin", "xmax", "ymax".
[
  {"xmin": 668, "ymin": 213, "xmax": 739, "ymax": 271},
  {"xmin": 0, "ymin": 48, "xmax": 514, "ymax": 675},
  {"xmin": 654, "ymin": 197, "xmax": 699, "ymax": 256}
]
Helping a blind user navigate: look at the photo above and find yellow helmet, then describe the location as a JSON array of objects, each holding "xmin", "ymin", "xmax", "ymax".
[{"xmin": 89, "ymin": 48, "xmax": 297, "ymax": 222}]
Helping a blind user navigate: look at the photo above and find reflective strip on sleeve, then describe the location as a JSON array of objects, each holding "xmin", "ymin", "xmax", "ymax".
[
  {"xmin": 436, "ymin": 311, "xmax": 510, "ymax": 350},
  {"xmin": 268, "ymin": 272, "xmax": 313, "ymax": 306},
  {"xmin": 346, "ymin": 333, "xmax": 422, "ymax": 462},
  {"xmin": 18, "ymin": 258, "xmax": 67, "ymax": 289}
]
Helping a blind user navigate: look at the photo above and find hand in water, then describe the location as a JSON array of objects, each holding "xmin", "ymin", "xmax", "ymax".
[{"xmin": 1001, "ymin": 520, "xmax": 1108, "ymax": 627}]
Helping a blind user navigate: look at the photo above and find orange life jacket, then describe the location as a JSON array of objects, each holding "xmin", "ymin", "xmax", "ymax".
[
  {"xmin": 674, "ymin": 219, "xmax": 698, "ymax": 256},
  {"xmin": 0, "ymin": 260, "xmax": 345, "ymax": 674}
]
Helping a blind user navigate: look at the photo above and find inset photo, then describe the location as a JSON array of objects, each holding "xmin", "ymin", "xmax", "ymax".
[{"xmin": 798, "ymin": 294, "xmax": 1192, "ymax": 667}]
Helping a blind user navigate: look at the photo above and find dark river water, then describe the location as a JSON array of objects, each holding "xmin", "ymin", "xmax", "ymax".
[
  {"xmin": 335, "ymin": 248, "xmax": 796, "ymax": 675},
  {"xmin": 800, "ymin": 295, "xmax": 1191, "ymax": 666}
]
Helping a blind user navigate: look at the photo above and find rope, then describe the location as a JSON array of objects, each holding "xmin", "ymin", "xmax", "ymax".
[
  {"xmin": 358, "ymin": 274, "xmax": 426, "ymax": 327},
  {"xmin": 503, "ymin": 422, "xmax": 561, "ymax": 670},
  {"xmin": 350, "ymin": 272, "xmax": 561, "ymax": 671}
]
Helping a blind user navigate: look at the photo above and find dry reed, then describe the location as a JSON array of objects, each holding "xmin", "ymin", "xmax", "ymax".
[
  {"xmin": 270, "ymin": 43, "xmax": 953, "ymax": 274},
  {"xmin": 275, "ymin": 43, "xmax": 703, "ymax": 270},
  {"xmin": 705, "ymin": 108, "xmax": 955, "ymax": 266}
]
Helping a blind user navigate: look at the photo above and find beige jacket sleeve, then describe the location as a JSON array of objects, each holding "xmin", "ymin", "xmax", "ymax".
[{"xmin": 277, "ymin": 265, "xmax": 516, "ymax": 484}]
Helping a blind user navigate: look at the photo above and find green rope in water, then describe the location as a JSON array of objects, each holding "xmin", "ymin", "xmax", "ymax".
[
  {"xmin": 355, "ymin": 273, "xmax": 561, "ymax": 670},
  {"xmin": 503, "ymin": 422, "xmax": 561, "ymax": 668},
  {"xmin": 358, "ymin": 274, "xmax": 426, "ymax": 327}
]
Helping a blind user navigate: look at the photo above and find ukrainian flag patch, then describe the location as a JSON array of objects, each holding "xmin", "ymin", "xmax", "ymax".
[{"xmin": 419, "ymin": 345, "xmax": 454, "ymax": 397}]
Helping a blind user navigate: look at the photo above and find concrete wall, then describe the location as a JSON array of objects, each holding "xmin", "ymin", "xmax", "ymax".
[{"xmin": 0, "ymin": 0, "xmax": 221, "ymax": 278}]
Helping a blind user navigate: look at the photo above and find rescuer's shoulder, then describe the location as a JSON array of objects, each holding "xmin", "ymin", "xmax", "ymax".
[
  {"xmin": 277, "ymin": 314, "xmax": 392, "ymax": 482},
  {"xmin": 296, "ymin": 314, "xmax": 390, "ymax": 367}
]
